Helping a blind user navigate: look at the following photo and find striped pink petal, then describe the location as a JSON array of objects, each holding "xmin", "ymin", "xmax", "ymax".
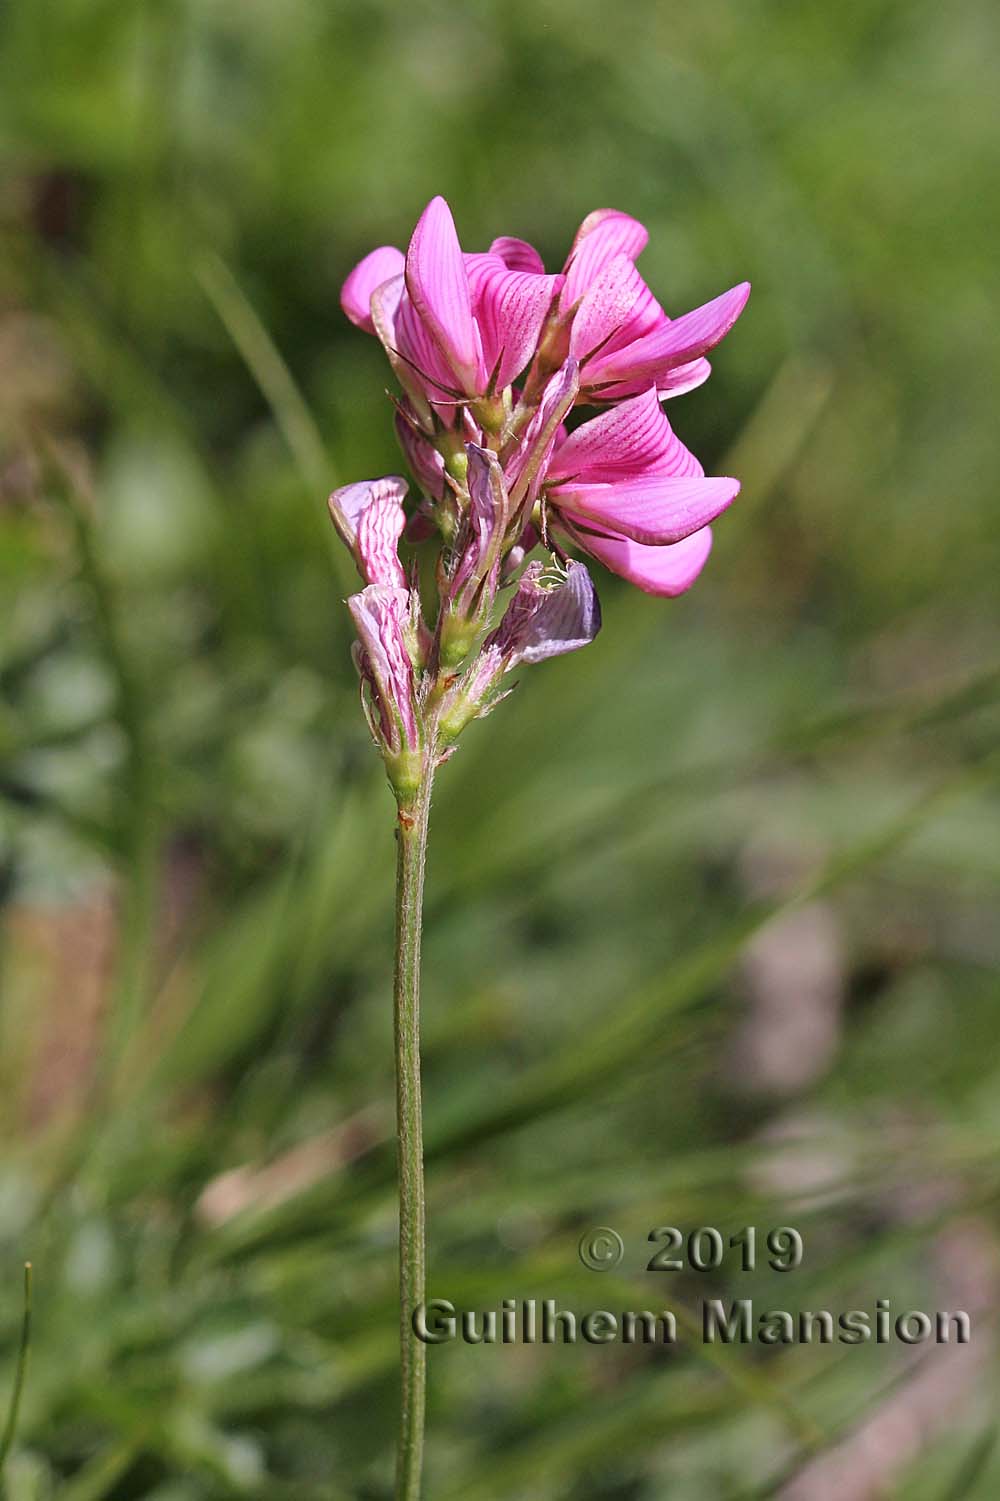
[
  {"xmin": 488, "ymin": 560, "xmax": 601, "ymax": 666},
  {"xmin": 489, "ymin": 236, "xmax": 546, "ymax": 274},
  {"xmin": 584, "ymin": 282, "xmax": 751, "ymax": 391},
  {"xmin": 548, "ymin": 388, "xmax": 702, "ymax": 483},
  {"xmin": 552, "ymin": 475, "xmax": 739, "ymax": 545},
  {"xmin": 466, "ymin": 254, "xmax": 563, "ymax": 391},
  {"xmin": 405, "ymin": 196, "xmax": 480, "ymax": 394},
  {"xmin": 328, "ymin": 476, "xmax": 409, "ymax": 586},
  {"xmin": 347, "ymin": 585, "xmax": 419, "ymax": 749},
  {"xmin": 562, "ymin": 209, "xmax": 649, "ymax": 309},
  {"xmin": 569, "ymin": 254, "xmax": 662, "ymax": 365},
  {"xmin": 565, "ymin": 523, "xmax": 715, "ymax": 597}
]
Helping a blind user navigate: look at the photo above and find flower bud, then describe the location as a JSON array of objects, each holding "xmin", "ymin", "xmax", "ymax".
[
  {"xmin": 347, "ymin": 585, "xmax": 422, "ymax": 799},
  {"xmin": 439, "ymin": 444, "xmax": 510, "ymax": 665}
]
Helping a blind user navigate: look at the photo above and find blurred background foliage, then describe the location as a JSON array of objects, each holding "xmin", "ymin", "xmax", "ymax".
[{"xmin": 1, "ymin": 0, "xmax": 999, "ymax": 1496}]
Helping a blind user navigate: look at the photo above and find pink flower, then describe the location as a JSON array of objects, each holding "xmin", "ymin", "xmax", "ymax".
[
  {"xmin": 561, "ymin": 209, "xmax": 750, "ymax": 403},
  {"xmin": 544, "ymin": 386, "xmax": 740, "ymax": 596},
  {"xmin": 341, "ymin": 197, "xmax": 563, "ymax": 425}
]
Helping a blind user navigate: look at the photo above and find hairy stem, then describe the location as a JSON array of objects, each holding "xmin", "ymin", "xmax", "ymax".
[{"xmin": 393, "ymin": 759, "xmax": 435, "ymax": 1500}]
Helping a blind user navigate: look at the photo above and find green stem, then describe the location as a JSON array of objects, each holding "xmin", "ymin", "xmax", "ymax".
[
  {"xmin": 393, "ymin": 761, "xmax": 435, "ymax": 1501},
  {"xmin": 0, "ymin": 1263, "xmax": 33, "ymax": 1484}
]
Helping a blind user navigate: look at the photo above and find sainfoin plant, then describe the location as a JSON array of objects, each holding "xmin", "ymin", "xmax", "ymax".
[{"xmin": 333, "ymin": 196, "xmax": 749, "ymax": 1497}]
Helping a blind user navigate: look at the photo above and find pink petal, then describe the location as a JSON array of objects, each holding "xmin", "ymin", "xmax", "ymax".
[
  {"xmin": 341, "ymin": 246, "xmax": 405, "ymax": 333},
  {"xmin": 328, "ymin": 475, "xmax": 408, "ymax": 549},
  {"xmin": 565, "ymin": 523, "xmax": 715, "ymax": 597},
  {"xmin": 589, "ymin": 356, "xmax": 714, "ymax": 405},
  {"xmin": 356, "ymin": 493, "xmax": 407, "ymax": 588},
  {"xmin": 369, "ymin": 275, "xmax": 435, "ymax": 429},
  {"xmin": 466, "ymin": 255, "xmax": 563, "ymax": 390},
  {"xmin": 328, "ymin": 475, "xmax": 409, "ymax": 586},
  {"xmin": 405, "ymin": 196, "xmax": 480, "ymax": 393},
  {"xmin": 395, "ymin": 290, "xmax": 466, "ymax": 403},
  {"xmin": 562, "ymin": 209, "xmax": 649, "ymax": 309},
  {"xmin": 548, "ymin": 388, "xmax": 702, "ymax": 483},
  {"xmin": 552, "ymin": 475, "xmax": 738, "ymax": 545},
  {"xmin": 657, "ymin": 358, "xmax": 712, "ymax": 399},
  {"xmin": 489, "ymin": 236, "xmax": 546, "ymax": 275},
  {"xmin": 584, "ymin": 282, "xmax": 751, "ymax": 391},
  {"xmin": 568, "ymin": 254, "xmax": 662, "ymax": 365}
]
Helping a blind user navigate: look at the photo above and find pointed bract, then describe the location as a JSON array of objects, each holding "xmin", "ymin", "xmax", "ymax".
[
  {"xmin": 507, "ymin": 359, "xmax": 579, "ymax": 509},
  {"xmin": 453, "ymin": 443, "xmax": 508, "ymax": 594}
]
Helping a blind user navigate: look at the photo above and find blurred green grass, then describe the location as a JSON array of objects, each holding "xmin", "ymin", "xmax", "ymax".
[{"xmin": 1, "ymin": 0, "xmax": 999, "ymax": 1496}]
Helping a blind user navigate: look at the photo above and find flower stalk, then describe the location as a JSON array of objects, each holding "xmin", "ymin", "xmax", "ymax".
[
  {"xmin": 392, "ymin": 757, "xmax": 435, "ymax": 1501},
  {"xmin": 330, "ymin": 195, "xmax": 747, "ymax": 1498}
]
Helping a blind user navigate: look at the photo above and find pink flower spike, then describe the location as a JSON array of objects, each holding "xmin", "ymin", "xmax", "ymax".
[
  {"xmin": 328, "ymin": 476, "xmax": 408, "ymax": 586},
  {"xmin": 466, "ymin": 256, "xmax": 563, "ymax": 391},
  {"xmin": 548, "ymin": 388, "xmax": 702, "ymax": 483},
  {"xmin": 347, "ymin": 585, "xmax": 419, "ymax": 751},
  {"xmin": 405, "ymin": 196, "xmax": 481, "ymax": 395},
  {"xmin": 488, "ymin": 560, "xmax": 601, "ymax": 666},
  {"xmin": 489, "ymin": 236, "xmax": 546, "ymax": 274},
  {"xmin": 584, "ymin": 282, "xmax": 751, "ymax": 391},
  {"xmin": 551, "ymin": 474, "xmax": 739, "ymax": 545},
  {"xmin": 562, "ymin": 209, "xmax": 649, "ymax": 309},
  {"xmin": 341, "ymin": 246, "xmax": 405, "ymax": 333},
  {"xmin": 565, "ymin": 524, "xmax": 715, "ymax": 597}
]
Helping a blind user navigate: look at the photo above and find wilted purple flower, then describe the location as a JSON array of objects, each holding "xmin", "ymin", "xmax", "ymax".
[{"xmin": 487, "ymin": 558, "xmax": 601, "ymax": 666}]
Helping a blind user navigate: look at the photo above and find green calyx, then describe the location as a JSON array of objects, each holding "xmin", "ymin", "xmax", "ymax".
[
  {"xmin": 385, "ymin": 746, "xmax": 424, "ymax": 805},
  {"xmin": 438, "ymin": 610, "xmax": 479, "ymax": 670}
]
